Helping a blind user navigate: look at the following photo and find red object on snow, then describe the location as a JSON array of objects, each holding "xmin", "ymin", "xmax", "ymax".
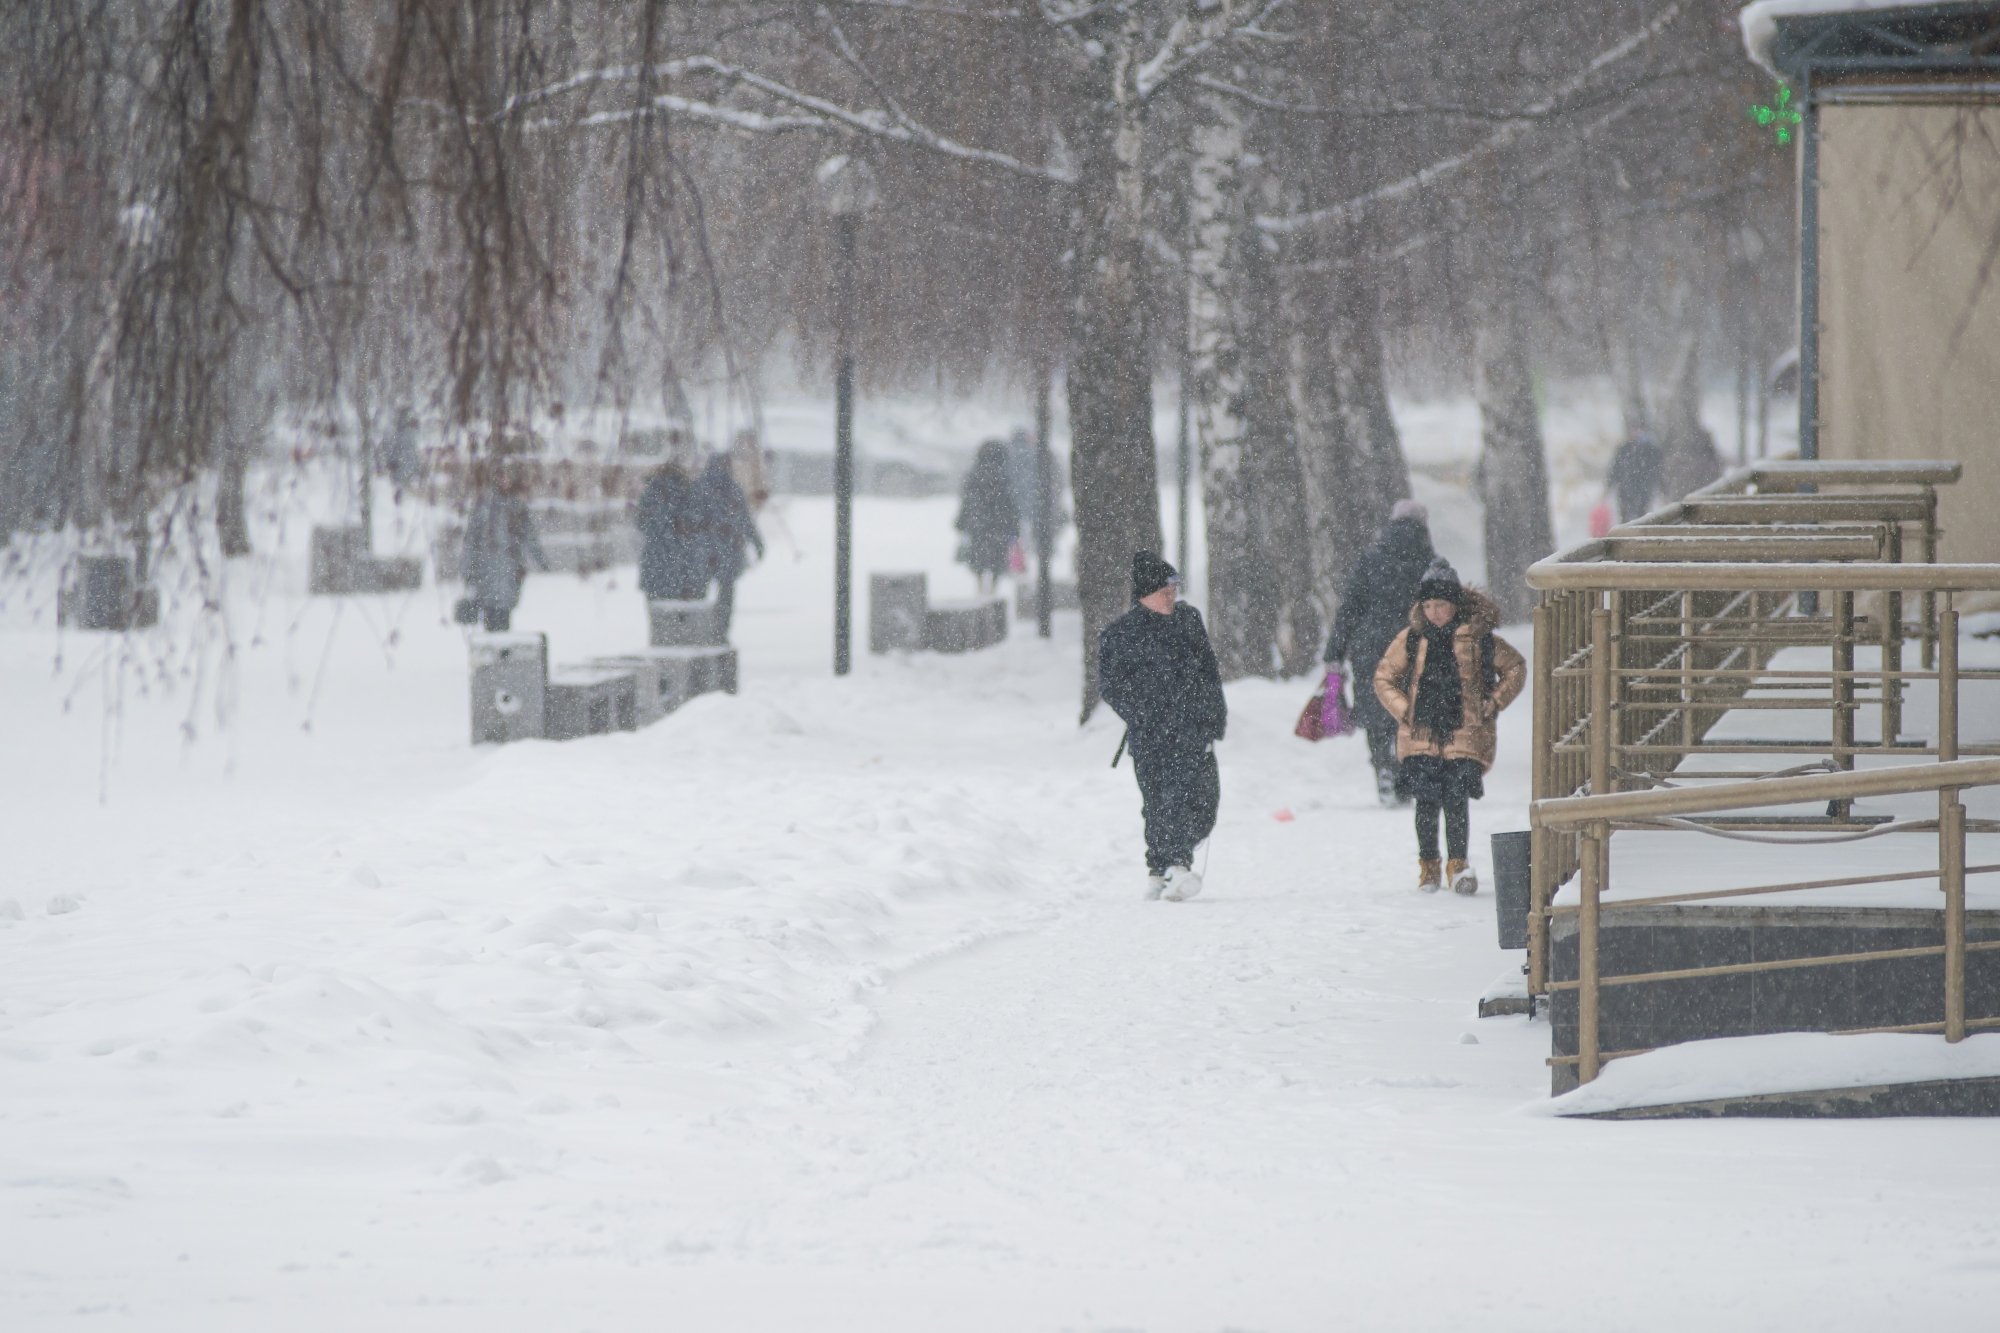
[
  {"xmin": 1589, "ymin": 499, "xmax": 1615, "ymax": 539},
  {"xmin": 1273, "ymin": 808, "xmax": 1296, "ymax": 823}
]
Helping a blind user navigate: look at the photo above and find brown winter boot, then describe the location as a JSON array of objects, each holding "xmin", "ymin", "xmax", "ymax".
[
  {"xmin": 1447, "ymin": 858, "xmax": 1478, "ymax": 896},
  {"xmin": 1418, "ymin": 858, "xmax": 1443, "ymax": 893}
]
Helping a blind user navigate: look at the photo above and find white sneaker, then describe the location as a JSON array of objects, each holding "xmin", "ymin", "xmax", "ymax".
[
  {"xmin": 1161, "ymin": 865, "xmax": 1203, "ymax": 902},
  {"xmin": 1145, "ymin": 874, "xmax": 1167, "ymax": 901}
]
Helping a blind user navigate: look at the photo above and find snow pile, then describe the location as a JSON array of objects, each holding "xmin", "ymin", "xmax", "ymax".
[
  {"xmin": 1542, "ymin": 1031, "xmax": 2000, "ymax": 1115},
  {"xmin": 1740, "ymin": 0, "xmax": 1931, "ymax": 76}
]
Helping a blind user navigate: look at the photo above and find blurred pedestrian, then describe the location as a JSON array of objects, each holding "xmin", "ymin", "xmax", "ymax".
[
  {"xmin": 1323, "ymin": 498, "xmax": 1436, "ymax": 807},
  {"xmin": 461, "ymin": 464, "xmax": 546, "ymax": 633},
  {"xmin": 955, "ymin": 439, "xmax": 1019, "ymax": 594},
  {"xmin": 728, "ymin": 428, "xmax": 772, "ymax": 512},
  {"xmin": 688, "ymin": 452, "xmax": 765, "ymax": 636},
  {"xmin": 1605, "ymin": 430, "xmax": 1663, "ymax": 522},
  {"xmin": 384, "ymin": 407, "xmax": 423, "ymax": 491},
  {"xmin": 1098, "ymin": 552, "xmax": 1228, "ymax": 903},
  {"xmin": 1373, "ymin": 559, "xmax": 1526, "ymax": 896},
  {"xmin": 636, "ymin": 461, "xmax": 706, "ymax": 602}
]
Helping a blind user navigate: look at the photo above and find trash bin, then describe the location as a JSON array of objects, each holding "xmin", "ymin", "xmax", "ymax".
[{"xmin": 1490, "ymin": 830, "xmax": 1533, "ymax": 951}]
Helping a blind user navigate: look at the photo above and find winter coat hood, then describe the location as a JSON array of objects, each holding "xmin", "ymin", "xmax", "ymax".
[{"xmin": 1403, "ymin": 586, "xmax": 1503, "ymax": 639}]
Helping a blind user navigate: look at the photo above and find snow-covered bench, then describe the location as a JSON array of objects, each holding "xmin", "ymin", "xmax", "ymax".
[
  {"xmin": 468, "ymin": 632, "xmax": 736, "ymax": 744},
  {"xmin": 868, "ymin": 572, "xmax": 1007, "ymax": 656}
]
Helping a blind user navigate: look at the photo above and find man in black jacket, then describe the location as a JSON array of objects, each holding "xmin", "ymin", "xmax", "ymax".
[
  {"xmin": 1098, "ymin": 552, "xmax": 1227, "ymax": 902},
  {"xmin": 1324, "ymin": 500, "xmax": 1435, "ymax": 806}
]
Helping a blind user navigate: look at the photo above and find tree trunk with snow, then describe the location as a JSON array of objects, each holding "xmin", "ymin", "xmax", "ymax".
[
  {"xmin": 216, "ymin": 448, "xmax": 252, "ymax": 557},
  {"xmin": 1475, "ymin": 311, "xmax": 1555, "ymax": 624},
  {"xmin": 1240, "ymin": 177, "xmax": 1321, "ymax": 677},
  {"xmin": 1290, "ymin": 249, "xmax": 1412, "ymax": 618},
  {"xmin": 1068, "ymin": 68, "xmax": 1162, "ymax": 721},
  {"xmin": 1186, "ymin": 90, "xmax": 1269, "ymax": 680}
]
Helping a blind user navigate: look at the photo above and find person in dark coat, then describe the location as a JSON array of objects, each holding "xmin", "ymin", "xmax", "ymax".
[
  {"xmin": 1374, "ymin": 559, "xmax": 1526, "ymax": 895},
  {"xmin": 462, "ymin": 466, "xmax": 546, "ymax": 633},
  {"xmin": 636, "ymin": 462, "xmax": 707, "ymax": 602},
  {"xmin": 688, "ymin": 453, "xmax": 765, "ymax": 636},
  {"xmin": 955, "ymin": 439, "xmax": 1020, "ymax": 594},
  {"xmin": 1606, "ymin": 430, "xmax": 1664, "ymax": 522},
  {"xmin": 1323, "ymin": 499, "xmax": 1436, "ymax": 806},
  {"xmin": 1098, "ymin": 552, "xmax": 1228, "ymax": 903}
]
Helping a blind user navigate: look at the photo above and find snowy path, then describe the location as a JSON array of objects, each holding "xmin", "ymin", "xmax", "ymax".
[{"xmin": 6, "ymin": 492, "xmax": 2000, "ymax": 1329}]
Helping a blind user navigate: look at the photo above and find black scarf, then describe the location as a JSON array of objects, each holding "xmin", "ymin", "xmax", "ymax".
[{"xmin": 1411, "ymin": 615, "xmax": 1465, "ymax": 737}]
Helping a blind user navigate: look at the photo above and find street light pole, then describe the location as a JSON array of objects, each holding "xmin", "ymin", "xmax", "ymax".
[
  {"xmin": 833, "ymin": 211, "xmax": 858, "ymax": 676},
  {"xmin": 816, "ymin": 154, "xmax": 877, "ymax": 677}
]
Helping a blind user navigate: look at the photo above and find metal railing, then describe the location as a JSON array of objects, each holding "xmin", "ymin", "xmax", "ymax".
[
  {"xmin": 1532, "ymin": 757, "xmax": 2000, "ymax": 1084},
  {"xmin": 1521, "ymin": 460, "xmax": 1989, "ymax": 1005}
]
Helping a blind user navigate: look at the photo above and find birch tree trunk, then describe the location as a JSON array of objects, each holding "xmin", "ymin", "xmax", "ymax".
[
  {"xmin": 1186, "ymin": 89, "xmax": 1268, "ymax": 679},
  {"xmin": 1068, "ymin": 45, "xmax": 1162, "ymax": 720},
  {"xmin": 1475, "ymin": 309, "xmax": 1555, "ymax": 624}
]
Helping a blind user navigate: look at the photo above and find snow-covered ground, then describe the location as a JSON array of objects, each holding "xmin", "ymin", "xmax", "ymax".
[{"xmin": 7, "ymin": 442, "xmax": 1999, "ymax": 1330}]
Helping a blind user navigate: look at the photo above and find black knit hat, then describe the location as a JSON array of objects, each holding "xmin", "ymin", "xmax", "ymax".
[
  {"xmin": 1132, "ymin": 551, "xmax": 1179, "ymax": 600},
  {"xmin": 1415, "ymin": 557, "xmax": 1463, "ymax": 606}
]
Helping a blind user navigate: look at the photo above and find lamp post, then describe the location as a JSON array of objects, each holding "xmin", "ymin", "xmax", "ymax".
[{"xmin": 816, "ymin": 154, "xmax": 879, "ymax": 676}]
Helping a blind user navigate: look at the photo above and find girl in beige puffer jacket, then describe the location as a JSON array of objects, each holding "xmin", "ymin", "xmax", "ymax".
[{"xmin": 1374, "ymin": 559, "xmax": 1526, "ymax": 894}]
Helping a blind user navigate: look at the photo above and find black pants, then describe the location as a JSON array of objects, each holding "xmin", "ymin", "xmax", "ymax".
[
  {"xmin": 1404, "ymin": 755, "xmax": 1483, "ymax": 861},
  {"xmin": 1415, "ymin": 795, "xmax": 1470, "ymax": 861},
  {"xmin": 480, "ymin": 605, "xmax": 512, "ymax": 632},
  {"xmin": 1364, "ymin": 714, "xmax": 1399, "ymax": 780},
  {"xmin": 1131, "ymin": 743, "xmax": 1221, "ymax": 875}
]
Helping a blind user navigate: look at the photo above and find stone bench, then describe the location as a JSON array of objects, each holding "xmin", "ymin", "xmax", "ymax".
[
  {"xmin": 870, "ymin": 573, "xmax": 930, "ymax": 654},
  {"xmin": 870, "ymin": 571, "xmax": 1007, "ymax": 655},
  {"xmin": 58, "ymin": 553, "xmax": 160, "ymax": 631},
  {"xmin": 545, "ymin": 666, "xmax": 640, "ymax": 740},
  {"xmin": 1015, "ymin": 579, "xmax": 1080, "ymax": 620},
  {"xmin": 469, "ymin": 632, "xmax": 548, "ymax": 745},
  {"xmin": 588, "ymin": 646, "xmax": 738, "ymax": 725},
  {"xmin": 924, "ymin": 598, "xmax": 1008, "ymax": 654},
  {"xmin": 309, "ymin": 525, "xmax": 422, "ymax": 595},
  {"xmin": 648, "ymin": 598, "xmax": 727, "ymax": 648}
]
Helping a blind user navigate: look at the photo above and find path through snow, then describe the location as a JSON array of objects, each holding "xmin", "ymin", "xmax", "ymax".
[{"xmin": 4, "ymin": 492, "xmax": 1999, "ymax": 1330}]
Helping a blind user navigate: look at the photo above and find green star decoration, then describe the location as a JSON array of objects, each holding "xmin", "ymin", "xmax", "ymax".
[{"xmin": 1752, "ymin": 84, "xmax": 1803, "ymax": 147}]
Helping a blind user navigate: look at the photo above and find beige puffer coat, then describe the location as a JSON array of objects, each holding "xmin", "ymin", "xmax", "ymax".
[{"xmin": 1372, "ymin": 588, "xmax": 1526, "ymax": 772}]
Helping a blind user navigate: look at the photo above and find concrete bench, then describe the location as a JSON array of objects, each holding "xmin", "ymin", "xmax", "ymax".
[
  {"xmin": 58, "ymin": 553, "xmax": 160, "ymax": 631},
  {"xmin": 1015, "ymin": 579, "xmax": 1080, "ymax": 620},
  {"xmin": 648, "ymin": 598, "xmax": 727, "ymax": 648},
  {"xmin": 869, "ymin": 573, "xmax": 929, "ymax": 654},
  {"xmin": 923, "ymin": 598, "xmax": 1008, "ymax": 654},
  {"xmin": 659, "ymin": 645, "xmax": 739, "ymax": 697},
  {"xmin": 585, "ymin": 647, "xmax": 731, "ymax": 723},
  {"xmin": 309, "ymin": 525, "xmax": 423, "ymax": 595},
  {"xmin": 469, "ymin": 632, "xmax": 547, "ymax": 745},
  {"xmin": 545, "ymin": 666, "xmax": 640, "ymax": 740}
]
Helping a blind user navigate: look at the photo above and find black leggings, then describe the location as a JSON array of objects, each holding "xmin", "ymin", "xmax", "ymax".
[{"xmin": 1415, "ymin": 794, "xmax": 1470, "ymax": 861}]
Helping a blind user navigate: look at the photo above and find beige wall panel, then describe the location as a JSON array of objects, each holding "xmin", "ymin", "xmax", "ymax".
[{"xmin": 1818, "ymin": 102, "xmax": 2000, "ymax": 563}]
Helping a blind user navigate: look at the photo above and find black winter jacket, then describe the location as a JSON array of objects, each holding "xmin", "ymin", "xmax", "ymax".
[
  {"xmin": 1322, "ymin": 516, "xmax": 1435, "ymax": 730},
  {"xmin": 1098, "ymin": 602, "xmax": 1228, "ymax": 754}
]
